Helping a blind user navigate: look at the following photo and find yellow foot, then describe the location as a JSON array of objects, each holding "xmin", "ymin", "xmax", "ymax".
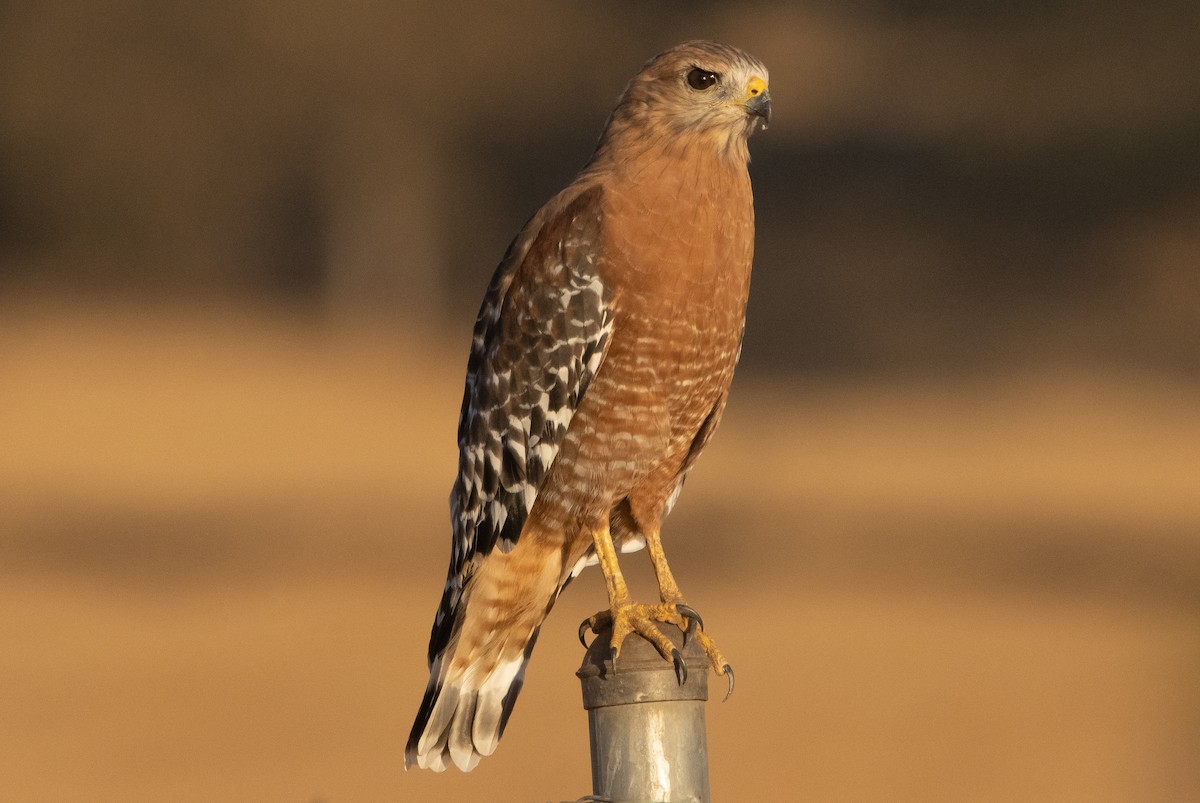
[{"xmin": 578, "ymin": 602, "xmax": 735, "ymax": 699}]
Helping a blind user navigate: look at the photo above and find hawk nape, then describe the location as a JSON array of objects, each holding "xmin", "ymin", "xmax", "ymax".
[{"xmin": 406, "ymin": 40, "xmax": 770, "ymax": 772}]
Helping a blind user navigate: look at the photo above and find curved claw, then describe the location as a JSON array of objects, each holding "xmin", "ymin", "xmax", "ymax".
[
  {"xmin": 671, "ymin": 648, "xmax": 688, "ymax": 686},
  {"xmin": 579, "ymin": 610, "xmax": 613, "ymax": 648},
  {"xmin": 682, "ymin": 616, "xmax": 699, "ymax": 647},
  {"xmin": 721, "ymin": 663, "xmax": 735, "ymax": 701},
  {"xmin": 675, "ymin": 603, "xmax": 704, "ymax": 633},
  {"xmin": 609, "ymin": 645, "xmax": 619, "ymax": 671}
]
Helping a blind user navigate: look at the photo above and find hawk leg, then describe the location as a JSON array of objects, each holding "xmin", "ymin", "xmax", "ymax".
[{"xmin": 579, "ymin": 522, "xmax": 734, "ymax": 699}]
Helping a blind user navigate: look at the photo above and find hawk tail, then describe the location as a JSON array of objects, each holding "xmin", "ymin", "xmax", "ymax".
[{"xmin": 405, "ymin": 538, "xmax": 564, "ymax": 772}]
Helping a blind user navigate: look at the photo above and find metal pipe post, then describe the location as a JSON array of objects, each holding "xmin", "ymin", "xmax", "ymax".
[{"xmin": 577, "ymin": 623, "xmax": 711, "ymax": 803}]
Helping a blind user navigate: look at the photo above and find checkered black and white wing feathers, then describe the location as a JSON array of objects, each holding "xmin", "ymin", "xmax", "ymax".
[{"xmin": 424, "ymin": 186, "xmax": 614, "ymax": 666}]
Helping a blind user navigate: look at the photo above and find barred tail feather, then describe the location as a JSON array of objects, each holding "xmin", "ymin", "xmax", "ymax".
[
  {"xmin": 406, "ymin": 537, "xmax": 562, "ymax": 772},
  {"xmin": 405, "ymin": 627, "xmax": 540, "ymax": 771}
]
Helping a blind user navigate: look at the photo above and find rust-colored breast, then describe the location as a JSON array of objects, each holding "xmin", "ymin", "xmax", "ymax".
[{"xmin": 533, "ymin": 143, "xmax": 755, "ymax": 536}]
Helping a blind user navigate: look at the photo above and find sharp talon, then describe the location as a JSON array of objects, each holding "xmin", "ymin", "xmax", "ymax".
[
  {"xmin": 722, "ymin": 664, "xmax": 735, "ymax": 701},
  {"xmin": 671, "ymin": 648, "xmax": 687, "ymax": 686},
  {"xmin": 682, "ymin": 616, "xmax": 698, "ymax": 647},
  {"xmin": 609, "ymin": 645, "xmax": 619, "ymax": 671},
  {"xmin": 675, "ymin": 603, "xmax": 704, "ymax": 632},
  {"xmin": 578, "ymin": 620, "xmax": 591, "ymax": 648}
]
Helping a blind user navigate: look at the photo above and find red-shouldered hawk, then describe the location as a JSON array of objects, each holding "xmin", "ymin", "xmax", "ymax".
[{"xmin": 407, "ymin": 41, "xmax": 770, "ymax": 772}]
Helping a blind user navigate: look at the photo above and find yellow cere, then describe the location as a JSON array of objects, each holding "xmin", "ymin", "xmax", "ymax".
[{"xmin": 744, "ymin": 76, "xmax": 767, "ymax": 99}]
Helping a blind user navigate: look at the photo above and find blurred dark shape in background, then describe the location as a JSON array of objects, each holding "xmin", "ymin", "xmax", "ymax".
[
  {"xmin": 2, "ymin": 0, "xmax": 1197, "ymax": 374},
  {"xmin": 2, "ymin": 3, "xmax": 1199, "ymax": 802}
]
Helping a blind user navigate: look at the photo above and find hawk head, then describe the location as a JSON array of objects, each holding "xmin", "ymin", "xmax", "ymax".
[{"xmin": 602, "ymin": 41, "xmax": 771, "ymax": 159}]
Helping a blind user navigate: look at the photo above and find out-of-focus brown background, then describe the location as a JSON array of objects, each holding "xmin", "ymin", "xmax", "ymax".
[{"xmin": 2, "ymin": 3, "xmax": 1198, "ymax": 801}]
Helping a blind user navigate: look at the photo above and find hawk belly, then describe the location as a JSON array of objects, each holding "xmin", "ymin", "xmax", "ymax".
[{"xmin": 533, "ymin": 159, "xmax": 754, "ymax": 565}]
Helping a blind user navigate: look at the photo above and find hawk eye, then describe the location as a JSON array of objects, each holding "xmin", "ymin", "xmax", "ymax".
[{"xmin": 686, "ymin": 68, "xmax": 719, "ymax": 90}]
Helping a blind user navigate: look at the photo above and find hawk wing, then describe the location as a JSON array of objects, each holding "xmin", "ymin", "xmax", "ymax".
[{"xmin": 427, "ymin": 185, "xmax": 614, "ymax": 664}]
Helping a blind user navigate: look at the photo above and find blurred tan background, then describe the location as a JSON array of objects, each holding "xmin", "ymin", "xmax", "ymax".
[{"xmin": 2, "ymin": 2, "xmax": 1199, "ymax": 801}]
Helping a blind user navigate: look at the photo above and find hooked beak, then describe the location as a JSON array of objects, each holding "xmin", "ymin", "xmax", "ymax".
[
  {"xmin": 745, "ymin": 90, "xmax": 772, "ymax": 129},
  {"xmin": 742, "ymin": 75, "xmax": 771, "ymax": 130}
]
